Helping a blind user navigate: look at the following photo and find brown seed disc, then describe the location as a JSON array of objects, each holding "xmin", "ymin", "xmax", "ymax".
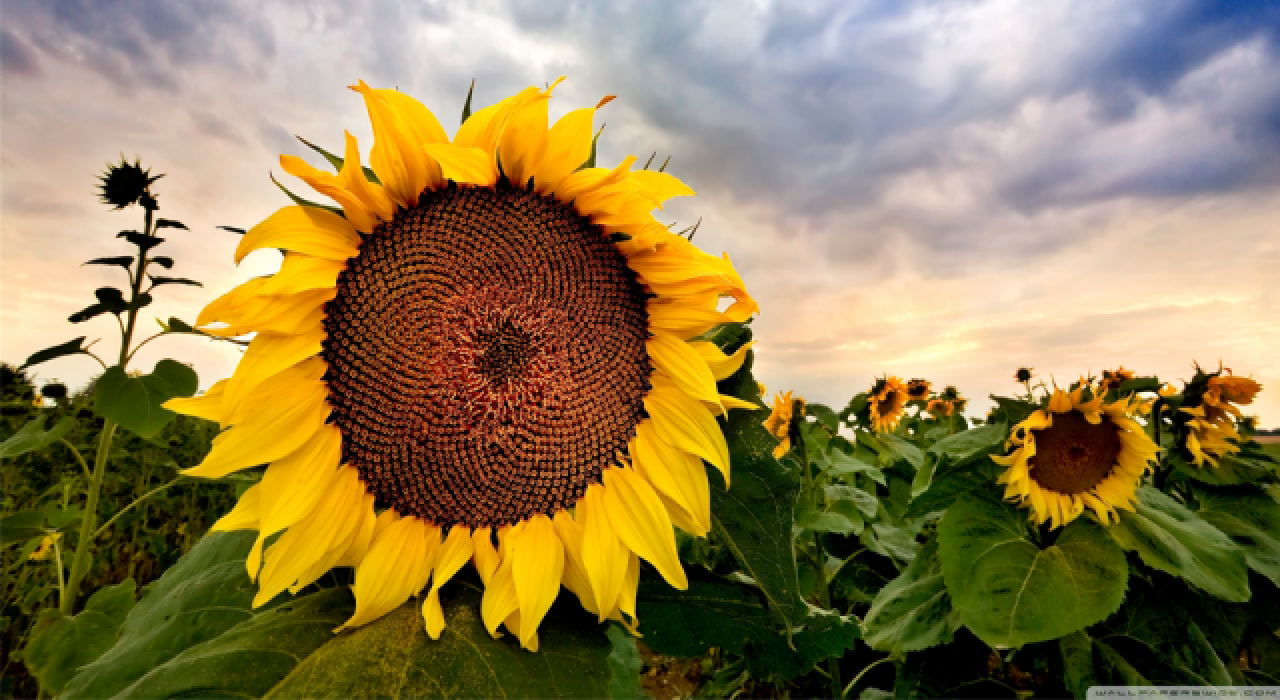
[
  {"xmin": 1028, "ymin": 410, "xmax": 1121, "ymax": 494},
  {"xmin": 321, "ymin": 181, "xmax": 651, "ymax": 527}
]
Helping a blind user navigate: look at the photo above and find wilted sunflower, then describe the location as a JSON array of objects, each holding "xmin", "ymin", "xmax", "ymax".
[
  {"xmin": 1100, "ymin": 366, "xmax": 1135, "ymax": 391},
  {"xmin": 165, "ymin": 79, "xmax": 758, "ymax": 651},
  {"xmin": 993, "ymin": 380, "xmax": 1159, "ymax": 529},
  {"xmin": 905, "ymin": 379, "xmax": 931, "ymax": 401},
  {"xmin": 763, "ymin": 390, "xmax": 804, "ymax": 458},
  {"xmin": 1175, "ymin": 367, "xmax": 1261, "ymax": 467},
  {"xmin": 868, "ymin": 376, "xmax": 907, "ymax": 433}
]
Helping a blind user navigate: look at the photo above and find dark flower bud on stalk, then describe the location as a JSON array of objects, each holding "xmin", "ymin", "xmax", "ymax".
[
  {"xmin": 41, "ymin": 383, "xmax": 68, "ymax": 400},
  {"xmin": 96, "ymin": 156, "xmax": 164, "ymax": 211}
]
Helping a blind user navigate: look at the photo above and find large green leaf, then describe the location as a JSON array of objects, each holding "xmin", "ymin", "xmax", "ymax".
[
  {"xmin": 24, "ymin": 580, "xmax": 136, "ymax": 695},
  {"xmin": 109, "ymin": 589, "xmax": 353, "ymax": 699},
  {"xmin": 637, "ymin": 572, "xmax": 859, "ymax": 682},
  {"xmin": 0, "ymin": 414, "xmax": 76, "ymax": 459},
  {"xmin": 265, "ymin": 582, "xmax": 628, "ymax": 699},
  {"xmin": 863, "ymin": 538, "xmax": 958, "ymax": 653},
  {"xmin": 1196, "ymin": 487, "xmax": 1280, "ymax": 586},
  {"xmin": 709, "ymin": 353, "xmax": 806, "ymax": 631},
  {"xmin": 1059, "ymin": 631, "xmax": 1100, "ymax": 699},
  {"xmin": 938, "ymin": 492, "xmax": 1128, "ymax": 647},
  {"xmin": 61, "ymin": 531, "xmax": 262, "ymax": 699},
  {"xmin": 93, "ymin": 359, "xmax": 198, "ymax": 438},
  {"xmin": 926, "ymin": 422, "xmax": 1006, "ymax": 464},
  {"xmin": 1108, "ymin": 486, "xmax": 1250, "ymax": 601}
]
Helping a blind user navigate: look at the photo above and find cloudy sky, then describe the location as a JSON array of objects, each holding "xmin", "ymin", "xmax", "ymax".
[{"xmin": 3, "ymin": 0, "xmax": 1279, "ymax": 426}]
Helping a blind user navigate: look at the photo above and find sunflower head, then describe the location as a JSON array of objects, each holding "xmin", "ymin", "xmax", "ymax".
[
  {"xmin": 906, "ymin": 378, "xmax": 931, "ymax": 401},
  {"xmin": 166, "ymin": 78, "xmax": 758, "ymax": 652},
  {"xmin": 764, "ymin": 390, "xmax": 804, "ymax": 458},
  {"xmin": 993, "ymin": 380, "xmax": 1159, "ymax": 529},
  {"xmin": 97, "ymin": 156, "xmax": 164, "ymax": 211},
  {"xmin": 1173, "ymin": 365, "xmax": 1260, "ymax": 467},
  {"xmin": 1014, "ymin": 367, "xmax": 1035, "ymax": 383},
  {"xmin": 868, "ymin": 376, "xmax": 908, "ymax": 433}
]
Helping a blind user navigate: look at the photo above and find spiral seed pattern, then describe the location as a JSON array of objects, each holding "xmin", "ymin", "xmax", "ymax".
[{"xmin": 322, "ymin": 181, "xmax": 651, "ymax": 527}]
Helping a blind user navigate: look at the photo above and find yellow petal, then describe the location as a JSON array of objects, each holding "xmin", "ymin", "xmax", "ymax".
[
  {"xmin": 473, "ymin": 527, "xmax": 501, "ymax": 586},
  {"xmin": 220, "ymin": 327, "xmax": 325, "ymax": 421},
  {"xmin": 337, "ymin": 131, "xmax": 395, "ymax": 222},
  {"xmin": 350, "ymin": 80, "xmax": 429, "ymax": 208},
  {"xmin": 195, "ymin": 278, "xmax": 270, "ymax": 328},
  {"xmin": 164, "ymin": 379, "xmax": 229, "ymax": 426},
  {"xmin": 254, "ymin": 467, "xmax": 369, "ymax": 605},
  {"xmin": 643, "ymin": 384, "xmax": 729, "ymax": 483},
  {"xmin": 289, "ymin": 491, "xmax": 377, "ymax": 595},
  {"xmin": 375, "ymin": 88, "xmax": 449, "ymax": 145},
  {"xmin": 497, "ymin": 88, "xmax": 552, "ymax": 188},
  {"xmin": 600, "ymin": 466, "xmax": 687, "ymax": 590},
  {"xmin": 631, "ymin": 420, "xmax": 710, "ymax": 534},
  {"xmin": 337, "ymin": 515, "xmax": 436, "ymax": 632},
  {"xmin": 258, "ymin": 253, "xmax": 347, "ymax": 297},
  {"xmin": 629, "ymin": 170, "xmax": 695, "ymax": 208},
  {"xmin": 579, "ymin": 484, "xmax": 627, "ymax": 620},
  {"xmin": 689, "ymin": 340, "xmax": 754, "ymax": 381},
  {"xmin": 511, "ymin": 515, "xmax": 564, "ymax": 649},
  {"xmin": 423, "ymin": 525, "xmax": 475, "ymax": 640},
  {"xmin": 257, "ymin": 424, "xmax": 344, "ymax": 539},
  {"xmin": 211, "ymin": 482, "xmax": 261, "ymax": 533},
  {"xmin": 421, "ymin": 143, "xmax": 499, "ymax": 186},
  {"xmin": 454, "ymin": 86, "xmax": 542, "ymax": 155},
  {"xmin": 199, "ymin": 288, "xmax": 332, "ymax": 338},
  {"xmin": 552, "ymin": 511, "xmax": 598, "ymax": 616},
  {"xmin": 480, "ymin": 523, "xmax": 523, "ymax": 637},
  {"xmin": 533, "ymin": 107, "xmax": 596, "ymax": 195},
  {"xmin": 183, "ymin": 358, "xmax": 330, "ymax": 479},
  {"xmin": 279, "ymin": 154, "xmax": 377, "ymax": 233},
  {"xmin": 236, "ymin": 206, "xmax": 361, "ymax": 264},
  {"xmin": 617, "ymin": 552, "xmax": 640, "ymax": 627},
  {"xmin": 553, "ymin": 156, "xmax": 637, "ymax": 203},
  {"xmin": 1048, "ymin": 388, "xmax": 1072, "ymax": 413},
  {"xmin": 647, "ymin": 332, "xmax": 720, "ymax": 405},
  {"xmin": 332, "ymin": 493, "xmax": 380, "ymax": 568}
]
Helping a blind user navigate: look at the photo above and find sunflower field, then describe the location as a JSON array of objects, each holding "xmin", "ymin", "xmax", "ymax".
[{"xmin": 3, "ymin": 81, "xmax": 1279, "ymax": 699}]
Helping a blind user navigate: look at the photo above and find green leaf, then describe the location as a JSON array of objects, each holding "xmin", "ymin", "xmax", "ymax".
[
  {"xmin": 806, "ymin": 403, "xmax": 839, "ymax": 432},
  {"xmin": 270, "ymin": 172, "xmax": 343, "ymax": 214},
  {"xmin": 795, "ymin": 499, "xmax": 863, "ymax": 535},
  {"xmin": 863, "ymin": 538, "xmax": 959, "ymax": 653},
  {"xmin": 605, "ymin": 624, "xmax": 642, "ymax": 700},
  {"xmin": 154, "ymin": 218, "xmax": 188, "ymax": 230},
  {"xmin": 61, "ymin": 532, "xmax": 262, "ymax": 699},
  {"xmin": 105, "ymin": 589, "xmax": 353, "ymax": 699},
  {"xmin": 827, "ymin": 483, "xmax": 877, "ymax": 519},
  {"xmin": 148, "ymin": 275, "xmax": 202, "ymax": 288},
  {"xmin": 906, "ymin": 453, "xmax": 1002, "ymax": 519},
  {"xmin": 1171, "ymin": 451, "xmax": 1276, "ymax": 485},
  {"xmin": 1196, "ymin": 487, "xmax": 1280, "ymax": 586},
  {"xmin": 24, "ymin": 579, "xmax": 136, "ymax": 695},
  {"xmin": 117, "ymin": 230, "xmax": 164, "ymax": 252},
  {"xmin": 878, "ymin": 433, "xmax": 925, "ymax": 470},
  {"xmin": 637, "ymin": 573, "xmax": 859, "ymax": 682},
  {"xmin": 988, "ymin": 395, "xmax": 1036, "ymax": 426},
  {"xmin": 94, "ymin": 286, "xmax": 129, "ymax": 313},
  {"xmin": 264, "ymin": 581, "xmax": 623, "ymax": 699},
  {"xmin": 938, "ymin": 491, "xmax": 1129, "ymax": 647},
  {"xmin": 19, "ymin": 337, "xmax": 89, "ymax": 369},
  {"xmin": 157, "ymin": 316, "xmax": 198, "ymax": 334},
  {"xmin": 94, "ymin": 359, "xmax": 198, "ymax": 438},
  {"xmin": 710, "ymin": 354, "xmax": 805, "ymax": 631},
  {"xmin": 860, "ymin": 521, "xmax": 920, "ymax": 566},
  {"xmin": 461, "ymin": 78, "xmax": 475, "ymax": 125},
  {"xmin": 1108, "ymin": 486, "xmax": 1250, "ymax": 601},
  {"xmin": 149, "ymin": 256, "xmax": 174, "ymax": 269},
  {"xmin": 0, "ymin": 414, "xmax": 76, "ymax": 459},
  {"xmin": 1116, "ymin": 377, "xmax": 1161, "ymax": 394},
  {"xmin": 68, "ymin": 304, "xmax": 109, "ymax": 323},
  {"xmin": 1059, "ymin": 631, "xmax": 1100, "ymax": 699},
  {"xmin": 825, "ymin": 449, "xmax": 886, "ymax": 485},
  {"xmin": 84, "ymin": 256, "xmax": 135, "ymax": 269},
  {"xmin": 1, "ymin": 510, "xmax": 49, "ymax": 545},
  {"xmin": 926, "ymin": 422, "xmax": 1006, "ymax": 463}
]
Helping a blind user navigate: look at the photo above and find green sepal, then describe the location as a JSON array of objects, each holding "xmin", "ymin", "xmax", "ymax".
[
  {"xmin": 295, "ymin": 135, "xmax": 382, "ymax": 184},
  {"xmin": 270, "ymin": 172, "xmax": 343, "ymax": 215}
]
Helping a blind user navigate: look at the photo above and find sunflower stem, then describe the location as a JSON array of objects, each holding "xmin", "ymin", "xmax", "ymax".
[
  {"xmin": 61, "ymin": 419, "xmax": 117, "ymax": 614},
  {"xmin": 797, "ymin": 414, "xmax": 844, "ymax": 698}
]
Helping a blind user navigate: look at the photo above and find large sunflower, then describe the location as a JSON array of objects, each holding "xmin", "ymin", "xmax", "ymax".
[
  {"xmin": 993, "ymin": 381, "xmax": 1160, "ymax": 529},
  {"xmin": 165, "ymin": 79, "xmax": 758, "ymax": 650}
]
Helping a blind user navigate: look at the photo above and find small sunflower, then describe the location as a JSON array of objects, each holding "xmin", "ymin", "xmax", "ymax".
[
  {"xmin": 166, "ymin": 79, "xmax": 758, "ymax": 650},
  {"xmin": 1100, "ymin": 366, "xmax": 1135, "ymax": 391},
  {"xmin": 905, "ymin": 379, "xmax": 931, "ymax": 401},
  {"xmin": 993, "ymin": 381, "xmax": 1160, "ymax": 529},
  {"xmin": 763, "ymin": 390, "xmax": 804, "ymax": 458},
  {"xmin": 1174, "ymin": 367, "xmax": 1261, "ymax": 468},
  {"xmin": 1014, "ymin": 367, "xmax": 1035, "ymax": 384},
  {"xmin": 868, "ymin": 376, "xmax": 908, "ymax": 433},
  {"xmin": 29, "ymin": 533, "xmax": 60, "ymax": 561}
]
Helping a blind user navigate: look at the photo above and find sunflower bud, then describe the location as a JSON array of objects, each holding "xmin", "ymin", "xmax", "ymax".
[
  {"xmin": 96, "ymin": 156, "xmax": 164, "ymax": 211},
  {"xmin": 41, "ymin": 382, "xmax": 68, "ymax": 400}
]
